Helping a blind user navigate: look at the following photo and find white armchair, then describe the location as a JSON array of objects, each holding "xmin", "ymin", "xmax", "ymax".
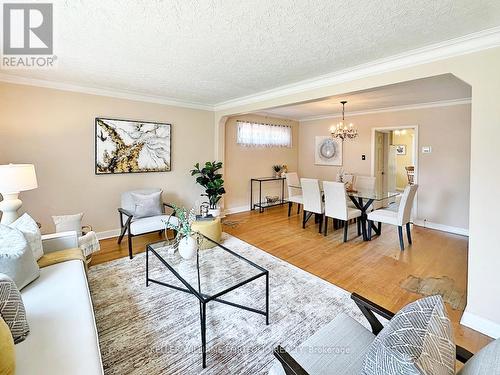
[
  {"xmin": 367, "ymin": 184, "xmax": 418, "ymax": 250},
  {"xmin": 117, "ymin": 189, "xmax": 178, "ymax": 259}
]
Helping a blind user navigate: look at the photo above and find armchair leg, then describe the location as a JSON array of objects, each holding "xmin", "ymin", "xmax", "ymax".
[
  {"xmin": 297, "ymin": 204, "xmax": 301, "ymax": 215},
  {"xmin": 367, "ymin": 220, "xmax": 372, "ymax": 240},
  {"xmin": 398, "ymin": 226, "xmax": 405, "ymax": 251},
  {"xmin": 128, "ymin": 234, "xmax": 133, "ymax": 259},
  {"xmin": 406, "ymin": 222, "xmax": 412, "ymax": 244},
  {"xmin": 318, "ymin": 214, "xmax": 323, "ymax": 234},
  {"xmin": 302, "ymin": 211, "xmax": 307, "ymax": 228},
  {"xmin": 324, "ymin": 216, "xmax": 328, "ymax": 236},
  {"xmin": 343, "ymin": 221, "xmax": 348, "ymax": 242},
  {"xmin": 288, "ymin": 202, "xmax": 292, "ymax": 217}
]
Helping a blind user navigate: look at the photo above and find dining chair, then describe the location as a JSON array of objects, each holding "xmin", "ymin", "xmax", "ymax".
[
  {"xmin": 285, "ymin": 172, "xmax": 303, "ymax": 216},
  {"xmin": 300, "ymin": 178, "xmax": 324, "ymax": 233},
  {"xmin": 367, "ymin": 184, "xmax": 418, "ymax": 250},
  {"xmin": 323, "ymin": 181, "xmax": 362, "ymax": 242},
  {"xmin": 354, "ymin": 175, "xmax": 380, "ymax": 210},
  {"xmin": 354, "ymin": 175, "xmax": 375, "ymax": 191},
  {"xmin": 405, "ymin": 166, "xmax": 415, "ymax": 185}
]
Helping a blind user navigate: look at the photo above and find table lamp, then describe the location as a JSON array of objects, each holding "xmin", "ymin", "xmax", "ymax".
[{"xmin": 0, "ymin": 164, "xmax": 38, "ymax": 225}]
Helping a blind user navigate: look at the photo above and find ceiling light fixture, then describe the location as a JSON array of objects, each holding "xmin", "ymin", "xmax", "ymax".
[{"xmin": 330, "ymin": 101, "xmax": 358, "ymax": 141}]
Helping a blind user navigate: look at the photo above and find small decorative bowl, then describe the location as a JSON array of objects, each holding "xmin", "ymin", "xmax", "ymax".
[{"xmin": 265, "ymin": 195, "xmax": 280, "ymax": 203}]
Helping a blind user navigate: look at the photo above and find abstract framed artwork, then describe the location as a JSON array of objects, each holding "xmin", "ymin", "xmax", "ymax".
[
  {"xmin": 95, "ymin": 118, "xmax": 171, "ymax": 174},
  {"xmin": 395, "ymin": 144, "xmax": 407, "ymax": 155},
  {"xmin": 314, "ymin": 136, "xmax": 343, "ymax": 166}
]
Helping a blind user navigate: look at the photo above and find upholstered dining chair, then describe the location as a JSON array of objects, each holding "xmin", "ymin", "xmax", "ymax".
[
  {"xmin": 354, "ymin": 176, "xmax": 380, "ymax": 210},
  {"xmin": 285, "ymin": 172, "xmax": 303, "ymax": 216},
  {"xmin": 323, "ymin": 181, "xmax": 362, "ymax": 241},
  {"xmin": 117, "ymin": 188, "xmax": 178, "ymax": 259},
  {"xmin": 300, "ymin": 178, "xmax": 324, "ymax": 233},
  {"xmin": 367, "ymin": 184, "xmax": 418, "ymax": 250},
  {"xmin": 354, "ymin": 175, "xmax": 375, "ymax": 191}
]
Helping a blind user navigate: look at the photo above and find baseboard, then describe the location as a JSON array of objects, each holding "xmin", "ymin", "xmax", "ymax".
[
  {"xmin": 224, "ymin": 205, "xmax": 250, "ymax": 215},
  {"xmin": 461, "ymin": 311, "xmax": 500, "ymax": 339},
  {"xmin": 413, "ymin": 219, "xmax": 469, "ymax": 236},
  {"xmin": 96, "ymin": 228, "xmax": 121, "ymax": 240}
]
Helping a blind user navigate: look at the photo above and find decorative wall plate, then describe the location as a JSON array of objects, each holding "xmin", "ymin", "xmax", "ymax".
[{"xmin": 315, "ymin": 136, "xmax": 342, "ymax": 166}]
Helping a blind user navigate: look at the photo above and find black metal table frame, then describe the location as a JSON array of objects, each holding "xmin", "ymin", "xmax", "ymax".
[
  {"xmin": 145, "ymin": 235, "xmax": 270, "ymax": 368},
  {"xmin": 250, "ymin": 177, "xmax": 286, "ymax": 213},
  {"xmin": 348, "ymin": 196, "xmax": 381, "ymax": 241}
]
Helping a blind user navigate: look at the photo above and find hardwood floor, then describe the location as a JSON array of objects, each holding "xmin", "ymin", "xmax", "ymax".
[{"xmin": 92, "ymin": 205, "xmax": 492, "ymax": 354}]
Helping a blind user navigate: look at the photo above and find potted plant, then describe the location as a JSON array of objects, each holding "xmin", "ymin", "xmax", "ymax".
[
  {"xmin": 163, "ymin": 205, "xmax": 198, "ymax": 259},
  {"xmin": 190, "ymin": 161, "xmax": 225, "ymax": 217},
  {"xmin": 272, "ymin": 164, "xmax": 282, "ymax": 178}
]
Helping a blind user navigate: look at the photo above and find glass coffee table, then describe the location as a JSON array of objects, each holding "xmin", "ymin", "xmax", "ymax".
[{"xmin": 146, "ymin": 235, "xmax": 270, "ymax": 368}]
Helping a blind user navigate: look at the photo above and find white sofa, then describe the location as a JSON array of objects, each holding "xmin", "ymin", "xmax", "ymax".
[{"xmin": 15, "ymin": 231, "xmax": 103, "ymax": 375}]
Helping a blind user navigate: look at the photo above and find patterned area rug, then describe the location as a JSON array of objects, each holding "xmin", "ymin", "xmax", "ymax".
[{"xmin": 88, "ymin": 233, "xmax": 368, "ymax": 374}]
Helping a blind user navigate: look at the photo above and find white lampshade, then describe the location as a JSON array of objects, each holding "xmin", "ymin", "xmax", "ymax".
[{"xmin": 0, "ymin": 164, "xmax": 38, "ymax": 193}]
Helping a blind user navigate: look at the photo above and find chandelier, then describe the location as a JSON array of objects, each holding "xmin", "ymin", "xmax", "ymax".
[{"xmin": 330, "ymin": 101, "xmax": 358, "ymax": 141}]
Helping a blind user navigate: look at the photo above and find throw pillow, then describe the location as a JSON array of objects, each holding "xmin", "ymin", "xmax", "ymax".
[
  {"xmin": 131, "ymin": 191, "xmax": 162, "ymax": 219},
  {"xmin": 0, "ymin": 225, "xmax": 40, "ymax": 290},
  {"xmin": 0, "ymin": 273, "xmax": 30, "ymax": 344},
  {"xmin": 0, "ymin": 316, "xmax": 15, "ymax": 374},
  {"xmin": 9, "ymin": 213, "xmax": 44, "ymax": 260},
  {"xmin": 362, "ymin": 295, "xmax": 455, "ymax": 375},
  {"xmin": 52, "ymin": 213, "xmax": 84, "ymax": 236}
]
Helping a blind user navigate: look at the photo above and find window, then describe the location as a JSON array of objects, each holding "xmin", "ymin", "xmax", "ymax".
[{"xmin": 236, "ymin": 121, "xmax": 292, "ymax": 147}]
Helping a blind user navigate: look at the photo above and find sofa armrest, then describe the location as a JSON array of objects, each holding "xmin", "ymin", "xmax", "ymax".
[{"xmin": 41, "ymin": 231, "xmax": 79, "ymax": 254}]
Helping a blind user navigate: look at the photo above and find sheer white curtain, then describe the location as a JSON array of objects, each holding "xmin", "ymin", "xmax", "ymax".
[{"xmin": 236, "ymin": 121, "xmax": 292, "ymax": 147}]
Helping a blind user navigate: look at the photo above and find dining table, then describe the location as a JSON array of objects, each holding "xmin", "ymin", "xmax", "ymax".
[{"xmin": 289, "ymin": 184, "xmax": 400, "ymax": 241}]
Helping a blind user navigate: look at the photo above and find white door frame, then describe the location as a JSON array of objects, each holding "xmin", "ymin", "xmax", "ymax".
[{"xmin": 370, "ymin": 125, "xmax": 419, "ymax": 217}]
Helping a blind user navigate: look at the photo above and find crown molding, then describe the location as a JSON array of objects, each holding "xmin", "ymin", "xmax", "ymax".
[
  {"xmin": 0, "ymin": 27, "xmax": 498, "ymax": 112},
  {"xmin": 214, "ymin": 26, "xmax": 500, "ymax": 111},
  {"xmin": 0, "ymin": 73, "xmax": 213, "ymax": 111},
  {"xmin": 299, "ymin": 98, "xmax": 471, "ymax": 122}
]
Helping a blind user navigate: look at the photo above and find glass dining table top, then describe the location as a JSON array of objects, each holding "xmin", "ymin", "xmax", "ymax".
[{"xmin": 289, "ymin": 184, "xmax": 399, "ymax": 201}]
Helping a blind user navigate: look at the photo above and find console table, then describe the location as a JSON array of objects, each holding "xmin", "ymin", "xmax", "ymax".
[{"xmin": 250, "ymin": 177, "xmax": 286, "ymax": 213}]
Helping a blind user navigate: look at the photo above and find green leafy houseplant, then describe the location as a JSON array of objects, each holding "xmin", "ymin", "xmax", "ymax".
[
  {"xmin": 190, "ymin": 161, "xmax": 226, "ymax": 209},
  {"xmin": 162, "ymin": 204, "xmax": 196, "ymax": 237}
]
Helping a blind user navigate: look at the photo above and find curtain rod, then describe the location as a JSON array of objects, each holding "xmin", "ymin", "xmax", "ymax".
[{"xmin": 236, "ymin": 120, "xmax": 292, "ymax": 128}]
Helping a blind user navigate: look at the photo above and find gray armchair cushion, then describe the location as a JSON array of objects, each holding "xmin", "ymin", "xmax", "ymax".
[
  {"xmin": 130, "ymin": 191, "xmax": 162, "ymax": 219},
  {"xmin": 121, "ymin": 188, "xmax": 162, "ymax": 211},
  {"xmin": 457, "ymin": 338, "xmax": 500, "ymax": 375},
  {"xmin": 121, "ymin": 188, "xmax": 162, "ymax": 220},
  {"xmin": 269, "ymin": 313, "xmax": 375, "ymax": 375}
]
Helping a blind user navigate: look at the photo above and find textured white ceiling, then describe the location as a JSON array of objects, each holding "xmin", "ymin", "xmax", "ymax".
[
  {"xmin": 1, "ymin": 1, "xmax": 499, "ymax": 105},
  {"xmin": 258, "ymin": 74, "xmax": 471, "ymax": 120}
]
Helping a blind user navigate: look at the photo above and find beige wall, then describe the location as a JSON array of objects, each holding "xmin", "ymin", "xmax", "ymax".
[
  {"xmin": 392, "ymin": 130, "xmax": 415, "ymax": 190},
  {"xmin": 298, "ymin": 104, "xmax": 471, "ymax": 230},
  {"xmin": 224, "ymin": 114, "xmax": 299, "ymax": 210},
  {"xmin": 0, "ymin": 82, "xmax": 214, "ymax": 233},
  {"xmin": 215, "ymin": 47, "xmax": 500, "ymax": 337}
]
